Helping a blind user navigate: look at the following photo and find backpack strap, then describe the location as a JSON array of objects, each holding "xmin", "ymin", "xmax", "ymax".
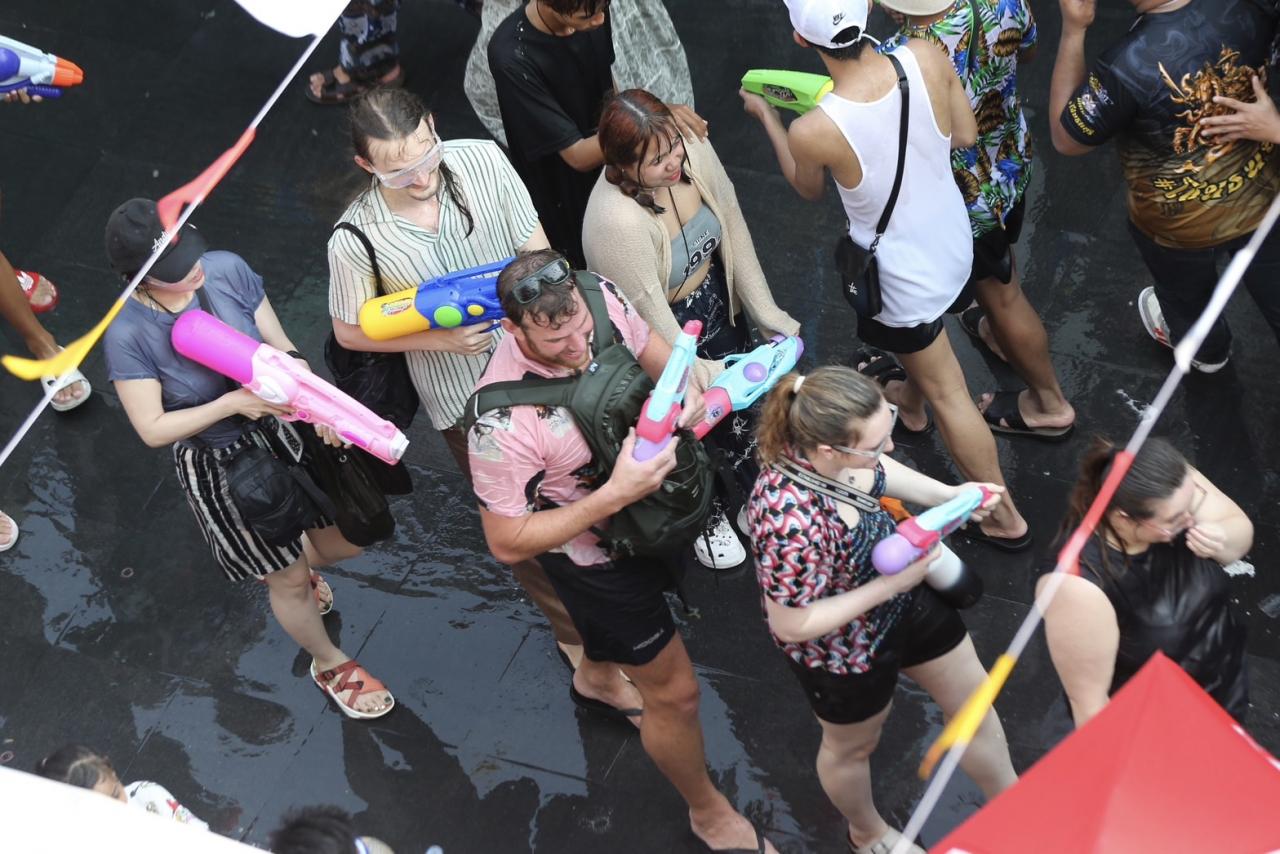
[
  {"xmin": 332, "ymin": 222, "xmax": 385, "ymax": 294},
  {"xmin": 462, "ymin": 271, "xmax": 623, "ymax": 432}
]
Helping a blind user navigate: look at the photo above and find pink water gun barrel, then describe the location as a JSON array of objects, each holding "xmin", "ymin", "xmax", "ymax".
[{"xmin": 172, "ymin": 309, "xmax": 409, "ymax": 464}]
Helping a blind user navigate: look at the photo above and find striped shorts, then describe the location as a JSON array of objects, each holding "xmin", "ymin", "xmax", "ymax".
[{"xmin": 172, "ymin": 417, "xmax": 331, "ymax": 582}]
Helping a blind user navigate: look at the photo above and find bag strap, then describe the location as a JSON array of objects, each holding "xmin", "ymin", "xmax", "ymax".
[
  {"xmin": 464, "ymin": 272, "xmax": 622, "ymax": 429},
  {"xmin": 332, "ymin": 222, "xmax": 385, "ymax": 294},
  {"xmin": 966, "ymin": 0, "xmax": 981, "ymax": 76},
  {"xmin": 772, "ymin": 459, "xmax": 882, "ymax": 514},
  {"xmin": 870, "ymin": 52, "xmax": 910, "ymax": 253}
]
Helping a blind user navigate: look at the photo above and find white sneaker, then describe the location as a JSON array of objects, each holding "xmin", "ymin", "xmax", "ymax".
[
  {"xmin": 694, "ymin": 512, "xmax": 747, "ymax": 569},
  {"xmin": 1137, "ymin": 286, "xmax": 1229, "ymax": 373},
  {"xmin": 736, "ymin": 504, "xmax": 749, "ymax": 533}
]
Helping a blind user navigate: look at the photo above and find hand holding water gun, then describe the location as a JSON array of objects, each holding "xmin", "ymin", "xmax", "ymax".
[
  {"xmin": 634, "ymin": 320, "xmax": 702, "ymax": 461},
  {"xmin": 693, "ymin": 335, "xmax": 804, "ymax": 439},
  {"xmin": 358, "ymin": 257, "xmax": 511, "ymax": 340},
  {"xmin": 872, "ymin": 486, "xmax": 1002, "ymax": 609},
  {"xmin": 0, "ymin": 35, "xmax": 84, "ymax": 100},
  {"xmin": 172, "ymin": 309, "xmax": 409, "ymax": 465},
  {"xmin": 740, "ymin": 69, "xmax": 833, "ymax": 115}
]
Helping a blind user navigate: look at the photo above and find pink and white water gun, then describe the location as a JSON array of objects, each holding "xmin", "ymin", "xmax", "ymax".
[{"xmin": 172, "ymin": 309, "xmax": 409, "ymax": 465}]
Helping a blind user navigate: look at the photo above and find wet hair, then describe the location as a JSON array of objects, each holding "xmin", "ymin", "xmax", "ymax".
[
  {"xmin": 1060, "ymin": 437, "xmax": 1190, "ymax": 573},
  {"xmin": 348, "ymin": 88, "xmax": 474, "ymax": 237},
  {"xmin": 599, "ymin": 89, "xmax": 689, "ymax": 214},
  {"xmin": 541, "ymin": 0, "xmax": 610, "ymax": 15},
  {"xmin": 269, "ymin": 806, "xmax": 360, "ymax": 854},
  {"xmin": 34, "ymin": 744, "xmax": 114, "ymax": 790},
  {"xmin": 497, "ymin": 249, "xmax": 581, "ymax": 328},
  {"xmin": 756, "ymin": 365, "xmax": 884, "ymax": 465},
  {"xmin": 804, "ymin": 28, "xmax": 872, "ymax": 61}
]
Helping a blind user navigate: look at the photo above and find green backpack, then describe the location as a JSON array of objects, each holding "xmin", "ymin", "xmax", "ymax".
[{"xmin": 464, "ymin": 273, "xmax": 716, "ymax": 559}]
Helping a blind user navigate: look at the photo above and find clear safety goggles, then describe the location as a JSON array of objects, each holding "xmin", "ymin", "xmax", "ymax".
[{"xmin": 372, "ymin": 138, "xmax": 444, "ymax": 189}]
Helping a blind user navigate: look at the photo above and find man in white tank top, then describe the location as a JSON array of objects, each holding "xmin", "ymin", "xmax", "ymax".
[{"xmin": 742, "ymin": 0, "xmax": 1031, "ymax": 552}]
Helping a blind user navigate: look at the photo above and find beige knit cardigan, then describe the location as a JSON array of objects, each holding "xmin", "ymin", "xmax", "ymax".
[{"xmin": 582, "ymin": 134, "xmax": 800, "ymax": 386}]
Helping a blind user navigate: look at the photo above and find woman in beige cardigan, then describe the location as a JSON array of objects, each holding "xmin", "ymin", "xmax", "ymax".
[{"xmin": 583, "ymin": 89, "xmax": 800, "ymax": 569}]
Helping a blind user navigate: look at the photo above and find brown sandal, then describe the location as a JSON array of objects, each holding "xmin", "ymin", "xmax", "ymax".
[
  {"xmin": 304, "ymin": 65, "xmax": 403, "ymax": 105},
  {"xmin": 310, "ymin": 659, "xmax": 395, "ymax": 720}
]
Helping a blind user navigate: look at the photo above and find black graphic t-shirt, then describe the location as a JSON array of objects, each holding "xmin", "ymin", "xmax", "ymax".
[{"xmin": 1060, "ymin": 0, "xmax": 1280, "ymax": 248}]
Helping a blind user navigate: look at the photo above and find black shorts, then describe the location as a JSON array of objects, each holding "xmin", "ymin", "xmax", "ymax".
[
  {"xmin": 968, "ymin": 196, "xmax": 1026, "ymax": 287},
  {"xmin": 538, "ymin": 552, "xmax": 678, "ymax": 667},
  {"xmin": 786, "ymin": 586, "xmax": 968, "ymax": 725},
  {"xmin": 855, "ymin": 280, "xmax": 975, "ymax": 355}
]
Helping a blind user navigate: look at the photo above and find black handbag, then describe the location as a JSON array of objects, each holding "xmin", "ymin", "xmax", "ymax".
[
  {"xmin": 324, "ymin": 221, "xmax": 417, "ymax": 495},
  {"xmin": 835, "ymin": 53, "xmax": 910, "ymax": 319},
  {"xmin": 298, "ymin": 425, "xmax": 396, "ymax": 547},
  {"xmin": 190, "ymin": 288, "xmax": 336, "ymax": 545},
  {"xmin": 223, "ymin": 421, "xmax": 336, "ymax": 546}
]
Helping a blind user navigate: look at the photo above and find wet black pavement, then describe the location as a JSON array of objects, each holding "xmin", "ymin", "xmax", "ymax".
[{"xmin": 2, "ymin": 1, "xmax": 1278, "ymax": 851}]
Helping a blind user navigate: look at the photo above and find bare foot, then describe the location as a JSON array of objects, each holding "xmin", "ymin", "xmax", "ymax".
[
  {"xmin": 691, "ymin": 808, "xmax": 777, "ymax": 853},
  {"xmin": 977, "ymin": 314, "xmax": 1008, "ymax": 362},
  {"xmin": 22, "ymin": 272, "xmax": 57, "ymax": 310},
  {"xmin": 0, "ymin": 511, "xmax": 17, "ymax": 549},
  {"xmin": 309, "ymin": 64, "xmax": 350, "ymax": 98},
  {"xmin": 977, "ymin": 390, "xmax": 1075, "ymax": 432},
  {"xmin": 558, "ymin": 641, "xmax": 585, "ymax": 670}
]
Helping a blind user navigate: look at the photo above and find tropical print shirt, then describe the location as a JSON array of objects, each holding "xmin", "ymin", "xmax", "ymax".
[{"xmin": 883, "ymin": 0, "xmax": 1037, "ymax": 237}]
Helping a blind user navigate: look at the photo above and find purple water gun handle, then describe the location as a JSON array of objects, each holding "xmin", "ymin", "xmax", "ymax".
[
  {"xmin": 0, "ymin": 81, "xmax": 62, "ymax": 97},
  {"xmin": 632, "ymin": 436, "xmax": 667, "ymax": 461}
]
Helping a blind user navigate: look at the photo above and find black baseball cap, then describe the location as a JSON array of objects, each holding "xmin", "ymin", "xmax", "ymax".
[{"xmin": 104, "ymin": 198, "xmax": 208, "ymax": 283}]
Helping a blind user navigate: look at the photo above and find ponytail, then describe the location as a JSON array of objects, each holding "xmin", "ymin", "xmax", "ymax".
[
  {"xmin": 1059, "ymin": 436, "xmax": 1189, "ymax": 573},
  {"xmin": 756, "ymin": 365, "xmax": 883, "ymax": 466}
]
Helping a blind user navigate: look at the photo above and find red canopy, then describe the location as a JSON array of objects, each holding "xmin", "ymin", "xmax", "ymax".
[{"xmin": 934, "ymin": 653, "xmax": 1280, "ymax": 854}]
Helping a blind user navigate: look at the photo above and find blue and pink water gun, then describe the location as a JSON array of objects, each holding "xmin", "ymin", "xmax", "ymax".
[
  {"xmin": 872, "ymin": 487, "xmax": 993, "ymax": 609},
  {"xmin": 634, "ymin": 320, "xmax": 702, "ymax": 460},
  {"xmin": 692, "ymin": 335, "xmax": 805, "ymax": 439},
  {"xmin": 358, "ymin": 258, "xmax": 511, "ymax": 340},
  {"xmin": 0, "ymin": 35, "xmax": 83, "ymax": 99}
]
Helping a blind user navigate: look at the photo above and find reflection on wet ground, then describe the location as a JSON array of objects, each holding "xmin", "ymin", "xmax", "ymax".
[{"xmin": 1, "ymin": 2, "xmax": 1278, "ymax": 852}]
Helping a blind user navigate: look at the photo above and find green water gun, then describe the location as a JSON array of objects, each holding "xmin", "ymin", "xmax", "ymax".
[{"xmin": 741, "ymin": 69, "xmax": 834, "ymax": 114}]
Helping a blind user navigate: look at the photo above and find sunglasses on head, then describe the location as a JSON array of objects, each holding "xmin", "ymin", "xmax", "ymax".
[{"xmin": 511, "ymin": 257, "xmax": 572, "ymax": 304}]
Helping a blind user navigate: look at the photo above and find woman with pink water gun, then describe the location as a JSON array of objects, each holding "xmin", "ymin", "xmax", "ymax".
[{"xmin": 101, "ymin": 198, "xmax": 394, "ymax": 721}]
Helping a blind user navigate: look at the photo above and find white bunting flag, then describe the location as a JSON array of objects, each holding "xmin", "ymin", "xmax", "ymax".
[{"xmin": 233, "ymin": 0, "xmax": 349, "ymax": 38}]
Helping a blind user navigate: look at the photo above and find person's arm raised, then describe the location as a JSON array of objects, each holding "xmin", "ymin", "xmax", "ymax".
[
  {"xmin": 480, "ymin": 429, "xmax": 678, "ymax": 564},
  {"xmin": 1049, "ymin": 0, "xmax": 1097, "ymax": 156},
  {"xmin": 1185, "ymin": 468, "xmax": 1254, "ymax": 565},
  {"xmin": 739, "ymin": 89, "xmax": 827, "ymax": 201}
]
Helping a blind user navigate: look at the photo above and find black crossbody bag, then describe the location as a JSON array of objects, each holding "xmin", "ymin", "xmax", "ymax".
[
  {"xmin": 193, "ymin": 289, "xmax": 335, "ymax": 546},
  {"xmin": 835, "ymin": 52, "xmax": 910, "ymax": 319},
  {"xmin": 323, "ymin": 221, "xmax": 416, "ymax": 495}
]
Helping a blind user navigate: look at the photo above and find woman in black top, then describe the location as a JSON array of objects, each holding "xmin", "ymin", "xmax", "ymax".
[{"xmin": 1040, "ymin": 438, "xmax": 1252, "ymax": 725}]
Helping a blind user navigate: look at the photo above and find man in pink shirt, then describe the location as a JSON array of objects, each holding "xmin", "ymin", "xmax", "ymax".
[{"xmin": 468, "ymin": 249, "xmax": 777, "ymax": 853}]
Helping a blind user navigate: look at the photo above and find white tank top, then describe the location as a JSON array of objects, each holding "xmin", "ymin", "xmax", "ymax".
[{"xmin": 818, "ymin": 46, "xmax": 973, "ymax": 327}]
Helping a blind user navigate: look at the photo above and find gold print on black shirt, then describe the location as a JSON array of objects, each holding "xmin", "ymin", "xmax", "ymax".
[{"xmin": 1158, "ymin": 47, "xmax": 1265, "ymax": 175}]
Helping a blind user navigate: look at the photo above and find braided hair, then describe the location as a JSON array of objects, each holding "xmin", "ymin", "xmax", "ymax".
[{"xmin": 598, "ymin": 89, "xmax": 690, "ymax": 215}]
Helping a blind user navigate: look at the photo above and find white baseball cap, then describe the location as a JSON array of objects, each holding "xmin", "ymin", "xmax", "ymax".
[{"xmin": 782, "ymin": 0, "xmax": 871, "ymax": 49}]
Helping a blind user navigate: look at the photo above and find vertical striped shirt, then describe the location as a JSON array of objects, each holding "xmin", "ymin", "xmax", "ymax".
[{"xmin": 328, "ymin": 138, "xmax": 540, "ymax": 430}]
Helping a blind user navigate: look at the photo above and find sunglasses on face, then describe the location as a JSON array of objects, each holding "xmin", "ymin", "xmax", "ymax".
[
  {"xmin": 511, "ymin": 257, "xmax": 572, "ymax": 304},
  {"xmin": 1132, "ymin": 483, "xmax": 1208, "ymax": 537},
  {"xmin": 830, "ymin": 405, "xmax": 898, "ymax": 461},
  {"xmin": 372, "ymin": 137, "xmax": 444, "ymax": 189}
]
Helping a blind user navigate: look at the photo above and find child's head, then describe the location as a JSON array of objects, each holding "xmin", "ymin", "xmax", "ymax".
[{"xmin": 34, "ymin": 744, "xmax": 126, "ymax": 803}]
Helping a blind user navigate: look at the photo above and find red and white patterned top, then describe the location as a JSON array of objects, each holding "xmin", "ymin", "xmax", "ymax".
[{"xmin": 748, "ymin": 455, "xmax": 909, "ymax": 675}]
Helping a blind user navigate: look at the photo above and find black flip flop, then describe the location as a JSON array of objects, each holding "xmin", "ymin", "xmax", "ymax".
[
  {"xmin": 850, "ymin": 347, "xmax": 934, "ymax": 436},
  {"xmin": 694, "ymin": 823, "xmax": 767, "ymax": 853},
  {"xmin": 958, "ymin": 305, "xmax": 1007, "ymax": 363},
  {"xmin": 956, "ymin": 522, "xmax": 1033, "ymax": 553},
  {"xmin": 981, "ymin": 390, "xmax": 1074, "ymax": 442},
  {"xmin": 569, "ymin": 683, "xmax": 642, "ymax": 723},
  {"xmin": 849, "ymin": 346, "xmax": 907, "ymax": 387},
  {"xmin": 556, "ymin": 646, "xmax": 576, "ymax": 673}
]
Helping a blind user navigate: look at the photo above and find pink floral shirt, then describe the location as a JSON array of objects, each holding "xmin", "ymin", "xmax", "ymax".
[{"xmin": 468, "ymin": 281, "xmax": 651, "ymax": 567}]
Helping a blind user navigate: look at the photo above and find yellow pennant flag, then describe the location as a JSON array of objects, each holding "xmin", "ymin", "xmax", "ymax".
[
  {"xmin": 919, "ymin": 652, "xmax": 1017, "ymax": 778},
  {"xmin": 2, "ymin": 294, "xmax": 130, "ymax": 380}
]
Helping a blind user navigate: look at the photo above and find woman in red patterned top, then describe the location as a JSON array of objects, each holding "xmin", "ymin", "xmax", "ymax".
[{"xmin": 747, "ymin": 365, "xmax": 1016, "ymax": 854}]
